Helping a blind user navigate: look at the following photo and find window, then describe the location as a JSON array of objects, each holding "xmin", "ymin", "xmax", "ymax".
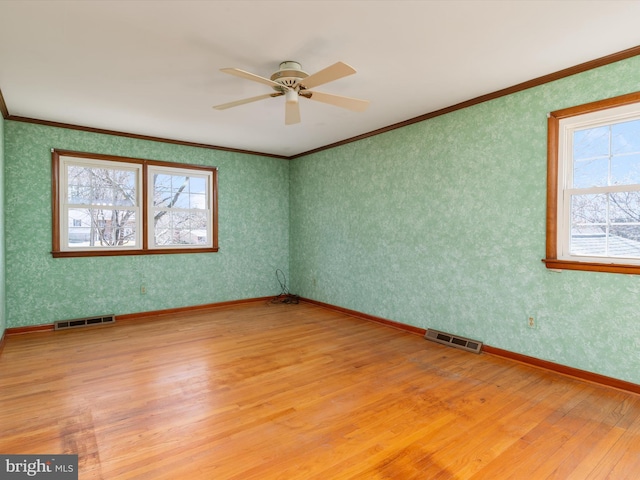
[
  {"xmin": 149, "ymin": 166, "xmax": 212, "ymax": 248},
  {"xmin": 545, "ymin": 91, "xmax": 640, "ymax": 274},
  {"xmin": 52, "ymin": 150, "xmax": 218, "ymax": 257}
]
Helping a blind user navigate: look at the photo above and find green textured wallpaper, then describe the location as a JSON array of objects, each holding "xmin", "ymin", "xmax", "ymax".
[
  {"xmin": 0, "ymin": 117, "xmax": 5, "ymax": 339},
  {"xmin": 4, "ymin": 122, "xmax": 289, "ymax": 328},
  {"xmin": 4, "ymin": 56, "xmax": 640, "ymax": 386},
  {"xmin": 290, "ymin": 56, "xmax": 640, "ymax": 385}
]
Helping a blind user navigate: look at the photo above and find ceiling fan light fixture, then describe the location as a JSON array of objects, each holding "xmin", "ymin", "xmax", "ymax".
[
  {"xmin": 278, "ymin": 61, "xmax": 304, "ymax": 72},
  {"xmin": 285, "ymin": 89, "xmax": 299, "ymax": 104}
]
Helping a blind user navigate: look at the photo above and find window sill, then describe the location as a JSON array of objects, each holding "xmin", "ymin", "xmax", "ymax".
[
  {"xmin": 542, "ymin": 258, "xmax": 640, "ymax": 275},
  {"xmin": 52, "ymin": 247, "xmax": 219, "ymax": 258}
]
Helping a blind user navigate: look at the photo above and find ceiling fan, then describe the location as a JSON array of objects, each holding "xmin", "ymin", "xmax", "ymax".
[{"xmin": 213, "ymin": 61, "xmax": 369, "ymax": 125}]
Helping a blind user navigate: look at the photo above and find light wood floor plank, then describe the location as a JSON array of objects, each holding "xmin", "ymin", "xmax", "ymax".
[{"xmin": 1, "ymin": 301, "xmax": 640, "ymax": 479}]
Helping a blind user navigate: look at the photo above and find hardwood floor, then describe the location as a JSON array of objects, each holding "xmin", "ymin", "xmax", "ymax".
[{"xmin": 1, "ymin": 301, "xmax": 639, "ymax": 479}]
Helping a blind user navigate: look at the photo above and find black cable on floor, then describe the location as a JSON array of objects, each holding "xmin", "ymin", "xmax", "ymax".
[{"xmin": 270, "ymin": 269, "xmax": 299, "ymax": 304}]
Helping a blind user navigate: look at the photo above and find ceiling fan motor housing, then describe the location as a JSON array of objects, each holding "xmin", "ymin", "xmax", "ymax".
[{"xmin": 270, "ymin": 61, "xmax": 308, "ymax": 91}]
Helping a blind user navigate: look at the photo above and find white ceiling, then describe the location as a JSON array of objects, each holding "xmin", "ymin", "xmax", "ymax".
[{"xmin": 1, "ymin": 1, "xmax": 640, "ymax": 158}]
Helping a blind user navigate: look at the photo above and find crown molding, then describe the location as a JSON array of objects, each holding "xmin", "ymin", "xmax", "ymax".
[
  {"xmin": 2, "ymin": 45, "xmax": 640, "ymax": 160},
  {"xmin": 290, "ymin": 44, "xmax": 640, "ymax": 159},
  {"xmin": 0, "ymin": 88, "xmax": 9, "ymax": 119},
  {"xmin": 2, "ymin": 111, "xmax": 288, "ymax": 160}
]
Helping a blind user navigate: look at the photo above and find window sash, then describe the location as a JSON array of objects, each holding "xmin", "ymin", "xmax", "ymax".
[
  {"xmin": 147, "ymin": 165, "xmax": 213, "ymax": 249},
  {"xmin": 60, "ymin": 157, "xmax": 143, "ymax": 251}
]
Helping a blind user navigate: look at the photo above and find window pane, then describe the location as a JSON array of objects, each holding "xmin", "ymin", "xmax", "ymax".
[
  {"xmin": 67, "ymin": 166, "xmax": 92, "ymax": 204},
  {"xmin": 178, "ymin": 210, "xmax": 209, "ymax": 245},
  {"xmin": 571, "ymin": 193, "xmax": 607, "ymax": 226},
  {"xmin": 611, "ymin": 119, "xmax": 640, "ymax": 155},
  {"xmin": 67, "ymin": 208, "xmax": 136, "ymax": 248},
  {"xmin": 171, "ymin": 176, "xmax": 188, "ymax": 194},
  {"xmin": 609, "ymin": 192, "xmax": 640, "ymax": 257},
  {"xmin": 152, "ymin": 174, "xmax": 209, "ymax": 207},
  {"xmin": 570, "ymin": 231, "xmax": 606, "ymax": 257},
  {"xmin": 573, "ymin": 157, "xmax": 609, "ymax": 188},
  {"xmin": 153, "ymin": 210, "xmax": 208, "ymax": 246},
  {"xmin": 610, "ymin": 191, "xmax": 640, "ymax": 223},
  {"xmin": 153, "ymin": 173, "xmax": 195, "ymax": 208},
  {"xmin": 569, "ymin": 192, "xmax": 640, "ymax": 258},
  {"xmin": 569, "ymin": 226, "xmax": 640, "ymax": 259},
  {"xmin": 67, "ymin": 166, "xmax": 136, "ymax": 206},
  {"xmin": 173, "ymin": 192, "xmax": 191, "ymax": 209},
  {"xmin": 153, "ymin": 211, "xmax": 172, "ymax": 245},
  {"xmin": 570, "ymin": 193, "xmax": 606, "ymax": 255},
  {"xmin": 154, "ymin": 211, "xmax": 188, "ymax": 246},
  {"xmin": 609, "ymin": 225, "xmax": 640, "ymax": 258},
  {"xmin": 154, "ymin": 173, "xmax": 172, "ymax": 189},
  {"xmin": 68, "ymin": 185, "xmax": 92, "ymax": 204},
  {"xmin": 573, "ymin": 126, "xmax": 610, "ymax": 160},
  {"xmin": 190, "ymin": 210, "xmax": 209, "ymax": 233},
  {"xmin": 611, "ymin": 153, "xmax": 640, "ymax": 186},
  {"xmin": 153, "ymin": 174, "xmax": 172, "ymax": 207},
  {"xmin": 190, "ymin": 177, "xmax": 206, "ymax": 193},
  {"xmin": 189, "ymin": 193, "xmax": 206, "ymax": 209}
]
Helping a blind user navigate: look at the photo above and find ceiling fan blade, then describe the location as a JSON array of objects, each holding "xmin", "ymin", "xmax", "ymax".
[
  {"xmin": 213, "ymin": 93, "xmax": 281, "ymax": 110},
  {"xmin": 285, "ymin": 98, "xmax": 301, "ymax": 125},
  {"xmin": 301, "ymin": 62, "xmax": 357, "ymax": 89},
  {"xmin": 304, "ymin": 90, "xmax": 370, "ymax": 112},
  {"xmin": 220, "ymin": 67, "xmax": 284, "ymax": 88}
]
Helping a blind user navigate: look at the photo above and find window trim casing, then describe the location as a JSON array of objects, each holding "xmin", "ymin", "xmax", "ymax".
[
  {"xmin": 544, "ymin": 91, "xmax": 640, "ymax": 274},
  {"xmin": 52, "ymin": 149, "xmax": 219, "ymax": 257}
]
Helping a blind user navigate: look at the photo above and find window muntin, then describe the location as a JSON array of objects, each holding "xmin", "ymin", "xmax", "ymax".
[
  {"xmin": 546, "ymin": 92, "xmax": 640, "ymax": 274},
  {"xmin": 52, "ymin": 150, "xmax": 218, "ymax": 257}
]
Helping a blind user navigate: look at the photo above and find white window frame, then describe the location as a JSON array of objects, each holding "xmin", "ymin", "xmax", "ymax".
[
  {"xmin": 557, "ymin": 103, "xmax": 640, "ymax": 265},
  {"xmin": 147, "ymin": 164, "xmax": 214, "ymax": 250},
  {"xmin": 59, "ymin": 156, "xmax": 143, "ymax": 252},
  {"xmin": 545, "ymin": 91, "xmax": 640, "ymax": 274}
]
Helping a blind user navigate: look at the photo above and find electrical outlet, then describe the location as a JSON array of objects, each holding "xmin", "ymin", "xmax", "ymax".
[
  {"xmin": 141, "ymin": 285, "xmax": 147, "ymax": 295},
  {"xmin": 527, "ymin": 315, "xmax": 536, "ymax": 329}
]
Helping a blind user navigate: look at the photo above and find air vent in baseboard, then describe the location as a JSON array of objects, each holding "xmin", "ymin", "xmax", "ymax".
[
  {"xmin": 55, "ymin": 315, "xmax": 115, "ymax": 330},
  {"xmin": 425, "ymin": 328, "xmax": 483, "ymax": 354}
]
